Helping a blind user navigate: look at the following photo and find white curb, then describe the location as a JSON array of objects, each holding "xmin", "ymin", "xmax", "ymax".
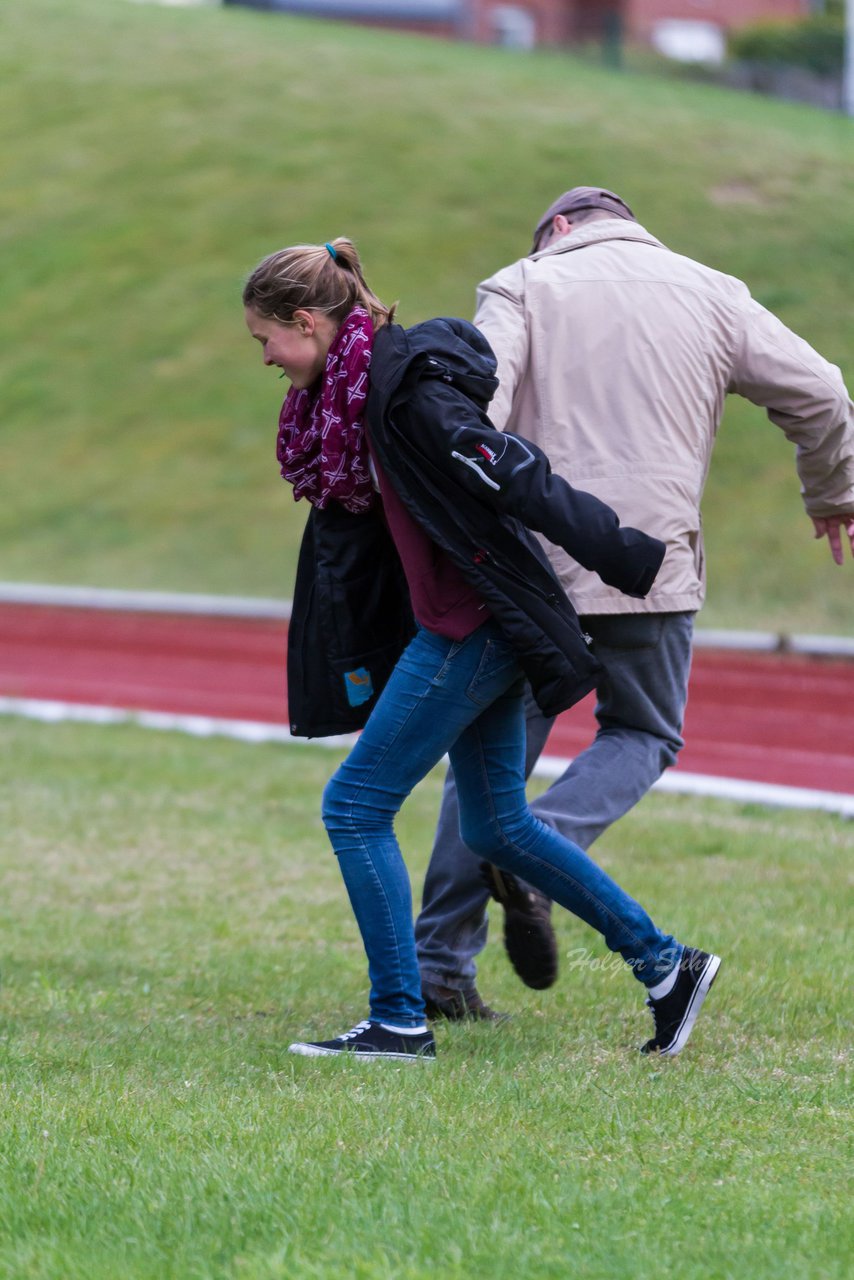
[
  {"xmin": 0, "ymin": 582, "xmax": 292, "ymax": 619},
  {"xmin": 1, "ymin": 696, "xmax": 852, "ymax": 819}
]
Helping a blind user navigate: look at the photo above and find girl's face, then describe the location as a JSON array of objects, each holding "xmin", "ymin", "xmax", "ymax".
[{"xmin": 245, "ymin": 307, "xmax": 338, "ymax": 390}]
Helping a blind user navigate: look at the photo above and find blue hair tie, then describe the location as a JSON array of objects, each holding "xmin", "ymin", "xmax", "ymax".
[{"xmin": 325, "ymin": 242, "xmax": 338, "ymax": 261}]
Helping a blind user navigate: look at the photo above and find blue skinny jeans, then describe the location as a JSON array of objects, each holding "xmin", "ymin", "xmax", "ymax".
[
  {"xmin": 416, "ymin": 611, "xmax": 694, "ymax": 992},
  {"xmin": 322, "ymin": 621, "xmax": 681, "ymax": 1026}
]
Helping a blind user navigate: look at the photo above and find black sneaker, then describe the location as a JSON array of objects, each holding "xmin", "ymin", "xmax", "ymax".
[
  {"xmin": 423, "ymin": 984, "xmax": 509, "ymax": 1023},
  {"xmin": 480, "ymin": 861, "xmax": 558, "ymax": 990},
  {"xmin": 288, "ymin": 1020, "xmax": 436, "ymax": 1061},
  {"xmin": 641, "ymin": 948, "xmax": 722, "ymax": 1057}
]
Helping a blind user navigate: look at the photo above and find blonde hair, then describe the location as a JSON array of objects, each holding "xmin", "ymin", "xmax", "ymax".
[{"xmin": 242, "ymin": 237, "xmax": 395, "ymax": 330}]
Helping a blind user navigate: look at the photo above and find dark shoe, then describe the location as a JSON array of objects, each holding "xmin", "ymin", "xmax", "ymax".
[
  {"xmin": 641, "ymin": 948, "xmax": 722, "ymax": 1057},
  {"xmin": 288, "ymin": 1020, "xmax": 436, "ymax": 1061},
  {"xmin": 480, "ymin": 861, "xmax": 558, "ymax": 990},
  {"xmin": 422, "ymin": 984, "xmax": 508, "ymax": 1023}
]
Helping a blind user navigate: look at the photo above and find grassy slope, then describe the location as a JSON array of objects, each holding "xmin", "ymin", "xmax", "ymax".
[
  {"xmin": 1, "ymin": 0, "xmax": 853, "ymax": 630},
  {"xmin": 0, "ymin": 715, "xmax": 851, "ymax": 1279}
]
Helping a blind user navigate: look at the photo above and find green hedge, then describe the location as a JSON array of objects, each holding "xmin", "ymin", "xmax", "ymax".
[{"xmin": 729, "ymin": 16, "xmax": 843, "ymax": 77}]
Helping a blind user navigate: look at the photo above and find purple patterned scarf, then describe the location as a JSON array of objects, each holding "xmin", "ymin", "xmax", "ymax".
[{"xmin": 276, "ymin": 306, "xmax": 376, "ymax": 513}]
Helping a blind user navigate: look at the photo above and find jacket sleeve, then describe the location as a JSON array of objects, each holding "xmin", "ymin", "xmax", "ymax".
[
  {"xmin": 728, "ymin": 298, "xmax": 854, "ymax": 515},
  {"xmin": 407, "ymin": 382, "xmax": 665, "ymax": 599},
  {"xmin": 473, "ymin": 264, "xmax": 529, "ymax": 433}
]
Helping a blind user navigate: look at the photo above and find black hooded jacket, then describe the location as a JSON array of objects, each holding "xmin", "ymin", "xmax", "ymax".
[{"xmin": 286, "ymin": 317, "xmax": 665, "ymax": 738}]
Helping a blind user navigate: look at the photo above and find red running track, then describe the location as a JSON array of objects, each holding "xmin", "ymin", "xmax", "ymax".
[{"xmin": 1, "ymin": 603, "xmax": 853, "ymax": 795}]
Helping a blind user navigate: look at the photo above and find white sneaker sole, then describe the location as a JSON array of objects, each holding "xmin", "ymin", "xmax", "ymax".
[
  {"xmin": 288, "ymin": 1042, "xmax": 435, "ymax": 1062},
  {"xmin": 659, "ymin": 954, "xmax": 722, "ymax": 1057}
]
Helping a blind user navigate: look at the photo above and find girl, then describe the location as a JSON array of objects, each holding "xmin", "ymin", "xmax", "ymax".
[{"xmin": 243, "ymin": 238, "xmax": 720, "ymax": 1062}]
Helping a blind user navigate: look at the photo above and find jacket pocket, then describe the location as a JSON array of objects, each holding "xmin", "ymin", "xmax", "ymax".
[{"xmin": 473, "ymin": 546, "xmax": 559, "ymax": 608}]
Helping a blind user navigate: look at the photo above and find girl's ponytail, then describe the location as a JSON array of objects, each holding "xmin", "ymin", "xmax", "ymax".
[{"xmin": 243, "ymin": 238, "xmax": 396, "ymax": 330}]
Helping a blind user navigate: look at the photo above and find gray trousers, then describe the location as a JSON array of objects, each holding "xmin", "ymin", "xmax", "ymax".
[{"xmin": 414, "ymin": 611, "xmax": 695, "ymax": 992}]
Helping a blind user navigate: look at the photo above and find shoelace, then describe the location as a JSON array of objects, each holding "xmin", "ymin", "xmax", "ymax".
[
  {"xmin": 645, "ymin": 995, "xmax": 663, "ymax": 1026},
  {"xmin": 339, "ymin": 1020, "xmax": 372, "ymax": 1042}
]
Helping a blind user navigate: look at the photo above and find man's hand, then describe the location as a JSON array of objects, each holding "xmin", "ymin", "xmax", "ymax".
[{"xmin": 811, "ymin": 514, "xmax": 854, "ymax": 565}]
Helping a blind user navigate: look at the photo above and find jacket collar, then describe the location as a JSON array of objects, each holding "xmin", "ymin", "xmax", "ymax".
[{"xmin": 529, "ymin": 218, "xmax": 665, "ymax": 260}]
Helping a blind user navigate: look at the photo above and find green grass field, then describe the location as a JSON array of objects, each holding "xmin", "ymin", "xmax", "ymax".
[
  {"xmin": 0, "ymin": 715, "xmax": 851, "ymax": 1278},
  {"xmin": 2, "ymin": 0, "xmax": 854, "ymax": 631},
  {"xmin": 2, "ymin": 12, "xmax": 852, "ymax": 1274}
]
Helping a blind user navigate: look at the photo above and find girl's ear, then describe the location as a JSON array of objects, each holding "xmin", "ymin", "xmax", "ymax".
[{"xmin": 292, "ymin": 309, "xmax": 317, "ymax": 336}]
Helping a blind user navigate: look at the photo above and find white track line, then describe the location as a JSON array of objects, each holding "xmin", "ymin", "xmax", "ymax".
[
  {"xmin": 1, "ymin": 582, "xmax": 852, "ymax": 657},
  {"xmin": 1, "ymin": 696, "xmax": 852, "ymax": 819},
  {"xmin": 532, "ymin": 753, "xmax": 854, "ymax": 819}
]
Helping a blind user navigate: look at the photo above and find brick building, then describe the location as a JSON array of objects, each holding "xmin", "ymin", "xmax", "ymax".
[
  {"xmin": 224, "ymin": 0, "xmax": 814, "ymax": 49},
  {"xmin": 623, "ymin": 0, "xmax": 808, "ymax": 44},
  {"xmin": 469, "ymin": 0, "xmax": 812, "ymax": 48}
]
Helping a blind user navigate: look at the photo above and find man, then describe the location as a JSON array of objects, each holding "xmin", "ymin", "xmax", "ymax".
[{"xmin": 415, "ymin": 186, "xmax": 854, "ymax": 1021}]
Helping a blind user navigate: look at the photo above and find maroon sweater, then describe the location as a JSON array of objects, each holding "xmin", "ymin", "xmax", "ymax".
[{"xmin": 370, "ymin": 449, "xmax": 489, "ymax": 640}]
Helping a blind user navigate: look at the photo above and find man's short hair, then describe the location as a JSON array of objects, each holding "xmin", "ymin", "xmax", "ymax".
[{"xmin": 531, "ymin": 187, "xmax": 636, "ymax": 252}]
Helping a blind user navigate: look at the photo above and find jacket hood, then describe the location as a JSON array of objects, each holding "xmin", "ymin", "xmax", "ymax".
[{"xmin": 371, "ymin": 317, "xmax": 499, "ymax": 410}]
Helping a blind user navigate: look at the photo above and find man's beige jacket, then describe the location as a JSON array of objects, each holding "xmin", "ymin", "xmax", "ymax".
[{"xmin": 475, "ymin": 219, "xmax": 854, "ymax": 615}]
